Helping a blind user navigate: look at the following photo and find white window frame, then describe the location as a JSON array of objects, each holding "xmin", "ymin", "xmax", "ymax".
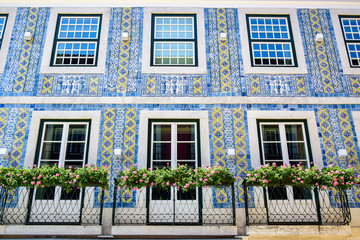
[
  {"xmin": 150, "ymin": 121, "xmax": 198, "ymax": 169},
  {"xmin": 247, "ymin": 110, "xmax": 323, "ymax": 170},
  {"xmin": 24, "ymin": 111, "xmax": 101, "ymax": 168},
  {"xmin": 0, "ymin": 7, "xmax": 16, "ymax": 74},
  {"xmin": 331, "ymin": 9, "xmax": 360, "ymax": 74},
  {"xmin": 142, "ymin": 7, "xmax": 207, "ymax": 74},
  {"xmin": 238, "ymin": 8, "xmax": 308, "ymax": 74},
  {"xmin": 36, "ymin": 121, "xmax": 90, "ymax": 167},
  {"xmin": 138, "ymin": 110, "xmax": 210, "ymax": 169},
  {"xmin": 40, "ymin": 8, "xmax": 110, "ymax": 74},
  {"xmin": 258, "ymin": 121, "xmax": 311, "ymax": 166}
]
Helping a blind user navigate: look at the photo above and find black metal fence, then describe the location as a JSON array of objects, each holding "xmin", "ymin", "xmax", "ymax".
[
  {"xmin": 244, "ymin": 182, "xmax": 351, "ymax": 225},
  {"xmin": 0, "ymin": 186, "xmax": 104, "ymax": 225},
  {"xmin": 113, "ymin": 185, "xmax": 236, "ymax": 225}
]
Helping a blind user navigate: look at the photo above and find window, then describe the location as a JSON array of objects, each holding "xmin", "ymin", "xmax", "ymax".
[
  {"xmin": 257, "ymin": 120, "xmax": 312, "ymax": 200},
  {"xmin": 246, "ymin": 15, "xmax": 297, "ymax": 67},
  {"xmin": 340, "ymin": 16, "xmax": 360, "ymax": 67},
  {"xmin": 151, "ymin": 14, "xmax": 197, "ymax": 66},
  {"xmin": 148, "ymin": 120, "xmax": 200, "ymax": 169},
  {"xmin": 35, "ymin": 120, "xmax": 91, "ymax": 168},
  {"xmin": 34, "ymin": 120, "xmax": 91, "ymax": 200},
  {"xmin": 51, "ymin": 15, "xmax": 102, "ymax": 66},
  {"xmin": 0, "ymin": 14, "xmax": 7, "ymax": 49}
]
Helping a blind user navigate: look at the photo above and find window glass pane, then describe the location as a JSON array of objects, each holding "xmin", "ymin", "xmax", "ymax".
[
  {"xmin": 44, "ymin": 124, "xmax": 63, "ymax": 141},
  {"xmin": 268, "ymin": 186, "xmax": 287, "ymax": 200},
  {"xmin": 153, "ymin": 143, "xmax": 171, "ymax": 160},
  {"xmin": 287, "ymin": 142, "xmax": 306, "ymax": 160},
  {"xmin": 262, "ymin": 125, "xmax": 280, "ymax": 141},
  {"xmin": 177, "ymin": 143, "xmax": 195, "ymax": 160},
  {"xmin": 342, "ymin": 17, "xmax": 360, "ymax": 40},
  {"xmin": 68, "ymin": 124, "xmax": 87, "ymax": 141},
  {"xmin": 65, "ymin": 143, "xmax": 85, "ymax": 160},
  {"xmin": 177, "ymin": 188, "xmax": 196, "ymax": 200},
  {"xmin": 60, "ymin": 188, "xmax": 81, "ymax": 200},
  {"xmin": 177, "ymin": 124, "xmax": 195, "ymax": 141},
  {"xmin": 347, "ymin": 43, "xmax": 360, "ymax": 67},
  {"xmin": 249, "ymin": 16, "xmax": 290, "ymax": 40},
  {"xmin": 64, "ymin": 161, "xmax": 83, "ymax": 169},
  {"xmin": 153, "ymin": 42, "xmax": 194, "ymax": 66},
  {"xmin": 152, "ymin": 161, "xmax": 170, "ymax": 169},
  {"xmin": 263, "ymin": 143, "xmax": 283, "ymax": 160},
  {"xmin": 0, "ymin": 16, "xmax": 6, "ymax": 39},
  {"xmin": 41, "ymin": 142, "xmax": 61, "ymax": 160},
  {"xmin": 154, "ymin": 16, "xmax": 194, "ymax": 39},
  {"xmin": 154, "ymin": 125, "xmax": 171, "ymax": 141},
  {"xmin": 176, "ymin": 161, "xmax": 196, "ymax": 168},
  {"xmin": 54, "ymin": 42, "xmax": 97, "ymax": 66},
  {"xmin": 58, "ymin": 16, "xmax": 100, "ymax": 39},
  {"xmin": 285, "ymin": 125, "xmax": 304, "ymax": 141},
  {"xmin": 152, "ymin": 186, "xmax": 171, "ymax": 200},
  {"xmin": 252, "ymin": 42, "xmax": 293, "ymax": 66},
  {"xmin": 293, "ymin": 186, "xmax": 312, "ymax": 200}
]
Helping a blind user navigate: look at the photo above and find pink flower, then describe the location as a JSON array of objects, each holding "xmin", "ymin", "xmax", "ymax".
[
  {"xmin": 41, "ymin": 185, "xmax": 45, "ymax": 188},
  {"xmin": 143, "ymin": 174, "xmax": 147, "ymax": 177},
  {"xmin": 211, "ymin": 171, "xmax": 215, "ymax": 174},
  {"xmin": 31, "ymin": 181, "xmax": 35, "ymax": 185},
  {"xmin": 151, "ymin": 182, "xmax": 154, "ymax": 186},
  {"xmin": 297, "ymin": 178, "xmax": 301, "ymax": 180},
  {"xmin": 247, "ymin": 174, "xmax": 251, "ymax": 177},
  {"xmin": 251, "ymin": 178, "xmax": 256, "ymax": 181},
  {"xmin": 300, "ymin": 181, "xmax": 304, "ymax": 184},
  {"xmin": 173, "ymin": 183, "xmax": 176, "ymax": 186},
  {"xmin": 204, "ymin": 178, "xmax": 208, "ymax": 182},
  {"xmin": 23, "ymin": 180, "xmax": 26, "ymax": 183},
  {"xmin": 73, "ymin": 179, "xmax": 76, "ymax": 183},
  {"xmin": 55, "ymin": 173, "xmax": 60, "ymax": 177},
  {"xmin": 321, "ymin": 186, "xmax": 326, "ymax": 189},
  {"xmin": 76, "ymin": 175, "xmax": 80, "ymax": 178},
  {"xmin": 263, "ymin": 180, "xmax": 269, "ymax": 183},
  {"xmin": 193, "ymin": 169, "xmax": 198, "ymax": 172},
  {"xmin": 132, "ymin": 171, "xmax": 137, "ymax": 174},
  {"xmin": 315, "ymin": 183, "xmax": 318, "ymax": 186},
  {"xmin": 166, "ymin": 182, "xmax": 170, "ymax": 185},
  {"xmin": 9, "ymin": 178, "xmax": 12, "ymax": 181}
]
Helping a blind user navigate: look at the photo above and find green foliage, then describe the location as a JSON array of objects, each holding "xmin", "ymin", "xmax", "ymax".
[
  {"xmin": 115, "ymin": 164, "xmax": 235, "ymax": 190},
  {"xmin": 0, "ymin": 165, "xmax": 109, "ymax": 192},
  {"xmin": 245, "ymin": 163, "xmax": 358, "ymax": 190}
]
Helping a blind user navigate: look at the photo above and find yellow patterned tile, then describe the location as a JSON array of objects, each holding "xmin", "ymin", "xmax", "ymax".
[
  {"xmin": 10, "ymin": 109, "xmax": 29, "ymax": 168},
  {"xmin": 146, "ymin": 76, "xmax": 156, "ymax": 94},
  {"xmin": 117, "ymin": 7, "xmax": 132, "ymax": 93},
  {"xmin": 296, "ymin": 77, "xmax": 306, "ymax": 94},
  {"xmin": 14, "ymin": 8, "xmax": 39, "ymax": 93},
  {"xmin": 41, "ymin": 76, "xmax": 53, "ymax": 94},
  {"xmin": 250, "ymin": 76, "xmax": 260, "ymax": 94},
  {"xmin": 350, "ymin": 77, "xmax": 360, "ymax": 94},
  {"xmin": 217, "ymin": 9, "xmax": 231, "ymax": 93},
  {"xmin": 89, "ymin": 77, "xmax": 99, "ymax": 94}
]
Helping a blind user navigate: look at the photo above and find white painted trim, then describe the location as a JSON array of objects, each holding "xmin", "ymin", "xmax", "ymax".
[
  {"xmin": 24, "ymin": 111, "xmax": 101, "ymax": 168},
  {"xmin": 142, "ymin": 7, "xmax": 207, "ymax": 74},
  {"xmin": 330, "ymin": 9, "xmax": 360, "ymax": 75},
  {"xmin": 39, "ymin": 7, "xmax": 110, "ymax": 74},
  {"xmin": 111, "ymin": 225, "xmax": 237, "ymax": 236},
  {"xmin": 0, "ymin": 7, "xmax": 17, "ymax": 74},
  {"xmin": 352, "ymin": 111, "xmax": 360, "ymax": 150},
  {"xmin": 1, "ymin": 96, "xmax": 360, "ymax": 105},
  {"xmin": 138, "ymin": 110, "xmax": 210, "ymax": 169},
  {"xmin": 3, "ymin": 225, "xmax": 101, "ymax": 235},
  {"xmin": 247, "ymin": 110, "xmax": 323, "ymax": 169},
  {"xmin": 0, "ymin": 1, "xmax": 360, "ymax": 9},
  {"xmin": 238, "ymin": 8, "xmax": 308, "ymax": 74}
]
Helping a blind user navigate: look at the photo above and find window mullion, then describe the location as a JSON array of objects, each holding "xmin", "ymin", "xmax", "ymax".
[
  {"xmin": 279, "ymin": 123, "xmax": 290, "ymax": 165},
  {"xmin": 58, "ymin": 123, "xmax": 68, "ymax": 167},
  {"xmin": 171, "ymin": 123, "xmax": 177, "ymax": 168}
]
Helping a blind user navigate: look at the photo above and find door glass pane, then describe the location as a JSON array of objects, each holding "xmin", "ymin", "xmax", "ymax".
[
  {"xmin": 177, "ymin": 124, "xmax": 195, "ymax": 141},
  {"xmin": 153, "ymin": 143, "xmax": 171, "ymax": 160},
  {"xmin": 287, "ymin": 142, "xmax": 306, "ymax": 160},
  {"xmin": 152, "ymin": 186, "xmax": 171, "ymax": 200},
  {"xmin": 262, "ymin": 125, "xmax": 280, "ymax": 141},
  {"xmin": 177, "ymin": 143, "xmax": 195, "ymax": 160},
  {"xmin": 263, "ymin": 143, "xmax": 283, "ymax": 160},
  {"xmin": 285, "ymin": 125, "xmax": 304, "ymax": 141},
  {"xmin": 44, "ymin": 125, "xmax": 63, "ymax": 141},
  {"xmin": 35, "ymin": 187, "xmax": 55, "ymax": 200},
  {"xmin": 154, "ymin": 125, "xmax": 171, "ymax": 141},
  {"xmin": 65, "ymin": 143, "xmax": 85, "ymax": 160},
  {"xmin": 177, "ymin": 188, "xmax": 196, "ymax": 200},
  {"xmin": 68, "ymin": 124, "xmax": 86, "ymax": 141},
  {"xmin": 41, "ymin": 142, "xmax": 61, "ymax": 160},
  {"xmin": 152, "ymin": 161, "xmax": 170, "ymax": 169},
  {"xmin": 293, "ymin": 187, "xmax": 312, "ymax": 200},
  {"xmin": 268, "ymin": 186, "xmax": 287, "ymax": 200},
  {"xmin": 60, "ymin": 188, "xmax": 81, "ymax": 200}
]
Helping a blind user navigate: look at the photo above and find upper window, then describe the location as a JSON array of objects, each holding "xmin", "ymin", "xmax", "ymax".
[
  {"xmin": 246, "ymin": 15, "xmax": 297, "ymax": 67},
  {"xmin": 151, "ymin": 14, "xmax": 197, "ymax": 66},
  {"xmin": 339, "ymin": 16, "xmax": 360, "ymax": 68},
  {"xmin": 51, "ymin": 15, "xmax": 102, "ymax": 66},
  {"xmin": 0, "ymin": 14, "xmax": 8, "ymax": 50}
]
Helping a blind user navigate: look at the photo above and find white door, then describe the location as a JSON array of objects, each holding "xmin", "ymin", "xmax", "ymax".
[
  {"xmin": 148, "ymin": 121, "xmax": 200, "ymax": 224},
  {"xmin": 29, "ymin": 121, "xmax": 90, "ymax": 223},
  {"xmin": 259, "ymin": 122, "xmax": 318, "ymax": 223}
]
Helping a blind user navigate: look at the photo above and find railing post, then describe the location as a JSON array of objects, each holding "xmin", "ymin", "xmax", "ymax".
[
  {"xmin": 0, "ymin": 188, "xmax": 6, "ymax": 224},
  {"xmin": 243, "ymin": 180, "xmax": 249, "ymax": 226},
  {"xmin": 314, "ymin": 186, "xmax": 322, "ymax": 225},
  {"xmin": 112, "ymin": 183, "xmax": 118, "ymax": 226},
  {"xmin": 99, "ymin": 187, "xmax": 105, "ymax": 226},
  {"xmin": 198, "ymin": 186, "xmax": 203, "ymax": 225},
  {"xmin": 146, "ymin": 186, "xmax": 150, "ymax": 224},
  {"xmin": 172, "ymin": 186, "xmax": 176, "ymax": 225},
  {"xmin": 231, "ymin": 182, "xmax": 236, "ymax": 225}
]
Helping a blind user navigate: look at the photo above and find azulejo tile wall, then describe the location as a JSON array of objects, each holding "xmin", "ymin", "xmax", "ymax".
[
  {"xmin": 0, "ymin": 7, "xmax": 358, "ymax": 97},
  {"xmin": 0, "ymin": 104, "xmax": 358, "ymax": 207}
]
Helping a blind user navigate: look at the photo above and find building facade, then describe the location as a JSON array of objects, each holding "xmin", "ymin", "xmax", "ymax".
[{"xmin": 0, "ymin": 0, "xmax": 360, "ymax": 239}]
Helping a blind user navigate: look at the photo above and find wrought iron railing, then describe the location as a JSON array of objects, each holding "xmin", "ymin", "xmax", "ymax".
[
  {"xmin": 113, "ymin": 184, "xmax": 236, "ymax": 225},
  {"xmin": 0, "ymin": 186, "xmax": 104, "ymax": 225},
  {"xmin": 244, "ymin": 181, "xmax": 351, "ymax": 225}
]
